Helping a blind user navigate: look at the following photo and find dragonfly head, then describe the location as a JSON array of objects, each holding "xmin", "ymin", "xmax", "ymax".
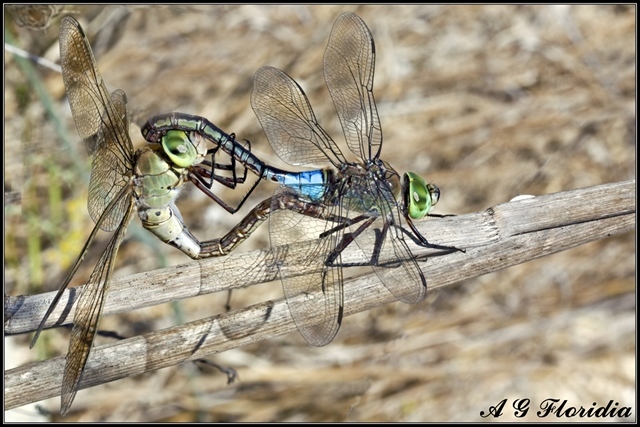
[
  {"xmin": 403, "ymin": 172, "xmax": 440, "ymax": 220},
  {"xmin": 161, "ymin": 130, "xmax": 207, "ymax": 168}
]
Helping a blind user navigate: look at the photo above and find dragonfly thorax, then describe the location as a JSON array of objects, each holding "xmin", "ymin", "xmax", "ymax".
[
  {"xmin": 133, "ymin": 130, "xmax": 207, "ymax": 212},
  {"xmin": 328, "ymin": 160, "xmax": 403, "ymax": 216},
  {"xmin": 354, "ymin": 159, "xmax": 403, "ymax": 199},
  {"xmin": 133, "ymin": 144, "xmax": 186, "ymax": 211}
]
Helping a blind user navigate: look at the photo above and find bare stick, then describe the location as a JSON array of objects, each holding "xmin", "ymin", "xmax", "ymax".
[{"xmin": 4, "ymin": 179, "xmax": 635, "ymax": 410}]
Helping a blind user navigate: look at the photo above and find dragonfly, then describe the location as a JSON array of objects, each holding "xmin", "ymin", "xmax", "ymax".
[
  {"xmin": 30, "ymin": 16, "xmax": 271, "ymax": 416},
  {"xmin": 249, "ymin": 12, "xmax": 464, "ymax": 346},
  {"xmin": 144, "ymin": 12, "xmax": 460, "ymax": 348}
]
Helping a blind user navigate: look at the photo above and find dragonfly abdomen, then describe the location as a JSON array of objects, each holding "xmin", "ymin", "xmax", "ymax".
[
  {"xmin": 138, "ymin": 203, "xmax": 201, "ymax": 258},
  {"xmin": 142, "ymin": 112, "xmax": 265, "ymax": 178},
  {"xmin": 265, "ymin": 168, "xmax": 331, "ymax": 202}
]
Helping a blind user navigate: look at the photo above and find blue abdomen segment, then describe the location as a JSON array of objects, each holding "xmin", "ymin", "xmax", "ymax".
[{"xmin": 266, "ymin": 169, "xmax": 328, "ymax": 201}]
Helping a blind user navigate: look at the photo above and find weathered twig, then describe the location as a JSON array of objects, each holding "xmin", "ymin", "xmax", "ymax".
[{"xmin": 4, "ymin": 179, "xmax": 635, "ymax": 410}]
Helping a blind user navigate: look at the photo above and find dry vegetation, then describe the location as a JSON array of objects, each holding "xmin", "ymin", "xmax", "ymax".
[{"xmin": 5, "ymin": 4, "xmax": 635, "ymax": 422}]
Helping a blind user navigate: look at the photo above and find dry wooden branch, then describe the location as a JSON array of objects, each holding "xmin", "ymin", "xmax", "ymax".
[{"xmin": 4, "ymin": 179, "xmax": 635, "ymax": 411}]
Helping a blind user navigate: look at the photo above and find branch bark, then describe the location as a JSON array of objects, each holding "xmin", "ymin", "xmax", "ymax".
[{"xmin": 4, "ymin": 179, "xmax": 635, "ymax": 410}]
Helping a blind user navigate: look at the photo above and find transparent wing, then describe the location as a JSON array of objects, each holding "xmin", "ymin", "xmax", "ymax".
[
  {"xmin": 350, "ymin": 177, "xmax": 427, "ymax": 303},
  {"xmin": 269, "ymin": 186, "xmax": 345, "ymax": 347},
  {"xmin": 251, "ymin": 65, "xmax": 347, "ymax": 168},
  {"xmin": 61, "ymin": 195, "xmax": 135, "ymax": 416},
  {"xmin": 59, "ymin": 16, "xmax": 134, "ymax": 231},
  {"xmin": 324, "ymin": 12, "xmax": 382, "ymax": 162}
]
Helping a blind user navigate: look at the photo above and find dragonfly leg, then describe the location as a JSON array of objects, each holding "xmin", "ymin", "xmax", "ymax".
[
  {"xmin": 191, "ymin": 164, "xmax": 241, "ymax": 189},
  {"xmin": 324, "ymin": 215, "xmax": 462, "ymax": 270},
  {"xmin": 323, "ymin": 217, "xmax": 409, "ymax": 269},
  {"xmin": 187, "ymin": 165, "xmax": 265, "ymax": 214},
  {"xmin": 324, "ymin": 216, "xmax": 379, "ymax": 267},
  {"xmin": 198, "ymin": 160, "xmax": 247, "ymax": 186},
  {"xmin": 402, "ymin": 217, "xmax": 465, "ymax": 253},
  {"xmin": 318, "ymin": 213, "xmax": 370, "ymax": 238},
  {"xmin": 190, "ymin": 138, "xmax": 250, "ymax": 190},
  {"xmin": 202, "ymin": 136, "xmax": 251, "ymax": 189}
]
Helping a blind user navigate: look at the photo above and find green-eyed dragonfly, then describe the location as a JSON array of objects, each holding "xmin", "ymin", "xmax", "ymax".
[
  {"xmin": 251, "ymin": 12, "xmax": 462, "ymax": 346},
  {"xmin": 144, "ymin": 12, "xmax": 460, "ymax": 348},
  {"xmin": 31, "ymin": 16, "xmax": 270, "ymax": 416}
]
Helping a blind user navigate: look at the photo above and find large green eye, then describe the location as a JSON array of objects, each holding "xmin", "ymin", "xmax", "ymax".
[
  {"xmin": 404, "ymin": 172, "xmax": 439, "ymax": 220},
  {"xmin": 161, "ymin": 130, "xmax": 197, "ymax": 168}
]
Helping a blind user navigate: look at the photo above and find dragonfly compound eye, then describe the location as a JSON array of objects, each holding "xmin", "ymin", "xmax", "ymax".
[
  {"xmin": 162, "ymin": 130, "xmax": 197, "ymax": 168},
  {"xmin": 404, "ymin": 172, "xmax": 433, "ymax": 220}
]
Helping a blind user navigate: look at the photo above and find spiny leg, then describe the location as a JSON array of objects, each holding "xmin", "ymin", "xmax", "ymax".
[
  {"xmin": 323, "ymin": 216, "xmax": 407, "ymax": 269},
  {"xmin": 187, "ymin": 140, "xmax": 260, "ymax": 214},
  {"xmin": 402, "ymin": 217, "xmax": 465, "ymax": 253},
  {"xmin": 200, "ymin": 136, "xmax": 251, "ymax": 189},
  {"xmin": 188, "ymin": 163, "xmax": 265, "ymax": 215},
  {"xmin": 319, "ymin": 213, "xmax": 371, "ymax": 238},
  {"xmin": 324, "ymin": 216, "xmax": 380, "ymax": 268}
]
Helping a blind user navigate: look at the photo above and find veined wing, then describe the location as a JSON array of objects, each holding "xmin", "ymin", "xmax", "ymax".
[
  {"xmin": 269, "ymin": 186, "xmax": 345, "ymax": 346},
  {"xmin": 350, "ymin": 177, "xmax": 427, "ymax": 304},
  {"xmin": 251, "ymin": 65, "xmax": 347, "ymax": 168},
  {"xmin": 324, "ymin": 12, "xmax": 382, "ymax": 163},
  {"xmin": 61, "ymin": 189, "xmax": 136, "ymax": 415},
  {"xmin": 59, "ymin": 16, "xmax": 134, "ymax": 231}
]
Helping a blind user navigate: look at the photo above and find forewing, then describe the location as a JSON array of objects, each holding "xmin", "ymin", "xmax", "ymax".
[
  {"xmin": 269, "ymin": 186, "xmax": 344, "ymax": 346},
  {"xmin": 59, "ymin": 16, "xmax": 134, "ymax": 231},
  {"xmin": 251, "ymin": 66, "xmax": 346, "ymax": 168},
  {"xmin": 324, "ymin": 12, "xmax": 382, "ymax": 162}
]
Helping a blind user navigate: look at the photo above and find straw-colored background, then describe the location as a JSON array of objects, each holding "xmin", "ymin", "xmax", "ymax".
[{"xmin": 5, "ymin": 5, "xmax": 635, "ymax": 422}]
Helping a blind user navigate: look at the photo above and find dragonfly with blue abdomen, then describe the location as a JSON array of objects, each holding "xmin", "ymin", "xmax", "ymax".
[
  {"xmin": 143, "ymin": 12, "xmax": 461, "ymax": 348},
  {"xmin": 31, "ymin": 16, "xmax": 285, "ymax": 416}
]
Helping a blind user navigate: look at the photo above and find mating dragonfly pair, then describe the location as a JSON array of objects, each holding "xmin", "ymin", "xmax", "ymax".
[{"xmin": 32, "ymin": 13, "xmax": 459, "ymax": 415}]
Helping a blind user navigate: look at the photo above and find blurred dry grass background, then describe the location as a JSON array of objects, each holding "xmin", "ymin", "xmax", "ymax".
[{"xmin": 4, "ymin": 4, "xmax": 635, "ymax": 422}]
